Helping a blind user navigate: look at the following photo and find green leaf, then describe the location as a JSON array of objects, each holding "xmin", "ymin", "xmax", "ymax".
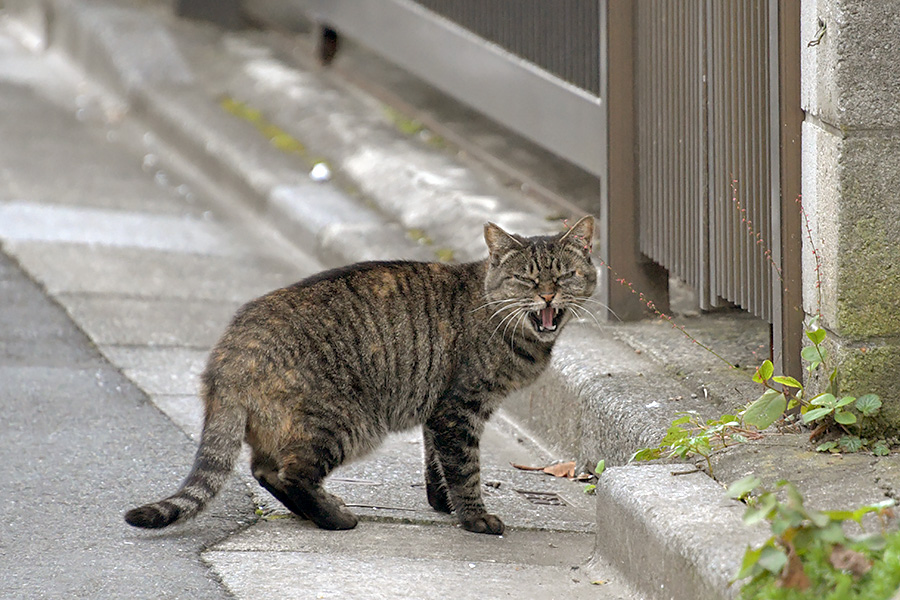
[
  {"xmin": 630, "ymin": 448, "xmax": 661, "ymax": 462},
  {"xmin": 835, "ymin": 395, "xmax": 856, "ymax": 408},
  {"xmin": 732, "ymin": 545, "xmax": 765, "ymax": 582},
  {"xmin": 840, "ymin": 435, "xmax": 864, "ymax": 453},
  {"xmin": 595, "ymin": 459, "xmax": 606, "ymax": 476},
  {"xmin": 757, "ymin": 545, "xmax": 788, "ymax": 574},
  {"xmin": 856, "ymin": 394, "xmax": 882, "ymax": 416},
  {"xmin": 807, "ymin": 509, "xmax": 831, "ymax": 529},
  {"xmin": 817, "ymin": 522, "xmax": 847, "ymax": 544},
  {"xmin": 822, "ymin": 509, "xmax": 856, "ymax": 522},
  {"xmin": 583, "ymin": 484, "xmax": 596, "ymax": 495},
  {"xmin": 810, "ymin": 393, "xmax": 836, "ymax": 407},
  {"xmin": 727, "ymin": 475, "xmax": 762, "ymax": 500},
  {"xmin": 855, "ymin": 532, "xmax": 887, "ymax": 552},
  {"xmin": 743, "ymin": 494, "xmax": 778, "ymax": 526},
  {"xmin": 801, "ymin": 345, "xmax": 822, "ymax": 363},
  {"xmin": 850, "ymin": 505, "xmax": 883, "ymax": 523},
  {"xmin": 661, "ymin": 428, "xmax": 689, "ymax": 446},
  {"xmin": 743, "ymin": 390, "xmax": 787, "ymax": 430},
  {"xmin": 772, "ymin": 375, "xmax": 803, "ymax": 389},
  {"xmin": 802, "ymin": 407, "xmax": 833, "ymax": 424},
  {"xmin": 806, "ymin": 327, "xmax": 826, "ymax": 345},
  {"xmin": 834, "ymin": 409, "xmax": 858, "ymax": 425},
  {"xmin": 872, "ymin": 440, "xmax": 891, "ymax": 456},
  {"xmin": 753, "ymin": 360, "xmax": 775, "ymax": 384},
  {"xmin": 816, "ymin": 441, "xmax": 838, "ymax": 452}
]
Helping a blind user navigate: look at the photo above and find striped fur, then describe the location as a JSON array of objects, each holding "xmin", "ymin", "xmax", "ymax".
[{"xmin": 125, "ymin": 217, "xmax": 597, "ymax": 534}]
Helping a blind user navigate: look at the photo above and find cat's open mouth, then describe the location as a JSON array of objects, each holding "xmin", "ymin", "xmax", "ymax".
[{"xmin": 530, "ymin": 307, "xmax": 563, "ymax": 333}]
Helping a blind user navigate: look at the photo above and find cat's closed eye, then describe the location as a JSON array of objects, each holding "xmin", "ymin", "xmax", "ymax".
[{"xmin": 512, "ymin": 274, "xmax": 538, "ymax": 286}]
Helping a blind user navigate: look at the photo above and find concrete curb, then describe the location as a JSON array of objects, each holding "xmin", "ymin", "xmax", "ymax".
[
  {"xmin": 4, "ymin": 2, "xmax": 838, "ymax": 598},
  {"xmin": 593, "ymin": 465, "xmax": 768, "ymax": 600}
]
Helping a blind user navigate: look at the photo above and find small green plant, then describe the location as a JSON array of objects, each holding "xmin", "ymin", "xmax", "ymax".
[
  {"xmin": 607, "ymin": 193, "xmax": 890, "ymax": 458},
  {"xmin": 743, "ymin": 318, "xmax": 886, "ymax": 454},
  {"xmin": 728, "ymin": 476, "xmax": 900, "ymax": 599},
  {"xmin": 583, "ymin": 460, "xmax": 606, "ymax": 495},
  {"xmin": 630, "ymin": 412, "xmax": 759, "ymax": 475}
]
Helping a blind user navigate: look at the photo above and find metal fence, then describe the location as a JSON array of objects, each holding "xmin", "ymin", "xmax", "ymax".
[
  {"xmin": 636, "ymin": 1, "xmax": 775, "ymax": 321},
  {"xmin": 412, "ymin": 0, "xmax": 601, "ymax": 96}
]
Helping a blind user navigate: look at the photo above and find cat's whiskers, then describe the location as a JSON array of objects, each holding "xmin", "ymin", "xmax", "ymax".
[
  {"xmin": 471, "ymin": 297, "xmax": 520, "ymax": 314},
  {"xmin": 576, "ymin": 297, "xmax": 622, "ymax": 322},
  {"xmin": 568, "ymin": 303, "xmax": 604, "ymax": 329},
  {"xmin": 501, "ymin": 306, "xmax": 526, "ymax": 343},
  {"xmin": 513, "ymin": 309, "xmax": 530, "ymax": 347},
  {"xmin": 489, "ymin": 304, "xmax": 526, "ymax": 343},
  {"xmin": 485, "ymin": 300, "xmax": 523, "ymax": 323},
  {"xmin": 485, "ymin": 303, "xmax": 525, "ymax": 334}
]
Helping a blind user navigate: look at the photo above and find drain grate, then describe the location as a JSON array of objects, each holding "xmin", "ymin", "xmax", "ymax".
[{"xmin": 515, "ymin": 489, "xmax": 567, "ymax": 507}]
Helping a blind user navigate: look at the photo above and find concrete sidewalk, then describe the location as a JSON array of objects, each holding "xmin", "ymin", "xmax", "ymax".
[{"xmin": 2, "ymin": 1, "xmax": 900, "ymax": 599}]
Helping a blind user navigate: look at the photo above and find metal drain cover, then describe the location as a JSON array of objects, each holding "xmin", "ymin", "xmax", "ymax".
[{"xmin": 515, "ymin": 489, "xmax": 567, "ymax": 507}]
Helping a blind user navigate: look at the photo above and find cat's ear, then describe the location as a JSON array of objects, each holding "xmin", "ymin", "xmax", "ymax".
[
  {"xmin": 559, "ymin": 215, "xmax": 594, "ymax": 255},
  {"xmin": 484, "ymin": 222, "xmax": 524, "ymax": 263}
]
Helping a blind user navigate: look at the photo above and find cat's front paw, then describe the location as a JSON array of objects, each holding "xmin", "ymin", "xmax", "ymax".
[{"xmin": 460, "ymin": 513, "xmax": 504, "ymax": 535}]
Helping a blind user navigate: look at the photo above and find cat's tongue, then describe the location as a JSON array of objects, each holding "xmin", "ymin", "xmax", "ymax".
[{"xmin": 541, "ymin": 307, "xmax": 555, "ymax": 330}]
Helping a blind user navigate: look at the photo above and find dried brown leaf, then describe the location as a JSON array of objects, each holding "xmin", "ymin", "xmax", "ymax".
[
  {"xmin": 510, "ymin": 461, "xmax": 577, "ymax": 478},
  {"xmin": 779, "ymin": 544, "xmax": 810, "ymax": 590},
  {"xmin": 543, "ymin": 461, "xmax": 576, "ymax": 478},
  {"xmin": 829, "ymin": 544, "xmax": 872, "ymax": 578},
  {"xmin": 510, "ymin": 462, "xmax": 545, "ymax": 472}
]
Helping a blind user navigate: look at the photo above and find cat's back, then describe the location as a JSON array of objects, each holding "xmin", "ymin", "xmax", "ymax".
[
  {"xmin": 272, "ymin": 259, "xmax": 477, "ymax": 323},
  {"xmin": 209, "ymin": 260, "xmax": 483, "ymax": 402}
]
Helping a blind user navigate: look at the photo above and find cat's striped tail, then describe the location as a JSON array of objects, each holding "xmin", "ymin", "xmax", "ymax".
[{"xmin": 124, "ymin": 395, "xmax": 246, "ymax": 529}]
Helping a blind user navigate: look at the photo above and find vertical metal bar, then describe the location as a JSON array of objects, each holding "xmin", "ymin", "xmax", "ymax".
[
  {"xmin": 699, "ymin": 0, "xmax": 711, "ymax": 307},
  {"xmin": 676, "ymin": 4, "xmax": 686, "ymax": 281},
  {"xmin": 731, "ymin": 0, "xmax": 743, "ymax": 309},
  {"xmin": 713, "ymin": 0, "xmax": 725, "ymax": 304},
  {"xmin": 750, "ymin": 1, "xmax": 761, "ymax": 317},
  {"xmin": 705, "ymin": 0, "xmax": 718, "ymax": 311},
  {"xmin": 602, "ymin": 0, "xmax": 670, "ymax": 320},
  {"xmin": 744, "ymin": 0, "xmax": 757, "ymax": 316},
  {"xmin": 771, "ymin": 0, "xmax": 803, "ymax": 377}
]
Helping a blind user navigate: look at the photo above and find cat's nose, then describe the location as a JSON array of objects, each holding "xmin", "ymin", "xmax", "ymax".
[{"xmin": 540, "ymin": 293, "xmax": 555, "ymax": 305}]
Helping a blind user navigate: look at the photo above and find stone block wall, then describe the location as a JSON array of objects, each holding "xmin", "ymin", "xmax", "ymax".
[{"xmin": 800, "ymin": 0, "xmax": 900, "ymax": 431}]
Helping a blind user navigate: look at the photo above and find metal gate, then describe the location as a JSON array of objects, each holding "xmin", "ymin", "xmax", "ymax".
[
  {"xmin": 632, "ymin": 0, "xmax": 801, "ymax": 369},
  {"xmin": 637, "ymin": 2, "xmax": 773, "ymax": 319}
]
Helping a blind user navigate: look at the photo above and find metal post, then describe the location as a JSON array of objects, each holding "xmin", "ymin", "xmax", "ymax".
[
  {"xmin": 601, "ymin": 0, "xmax": 670, "ymax": 320},
  {"xmin": 769, "ymin": 0, "xmax": 803, "ymax": 377}
]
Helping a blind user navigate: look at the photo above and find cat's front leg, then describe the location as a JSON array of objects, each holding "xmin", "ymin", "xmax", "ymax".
[{"xmin": 425, "ymin": 407, "xmax": 504, "ymax": 535}]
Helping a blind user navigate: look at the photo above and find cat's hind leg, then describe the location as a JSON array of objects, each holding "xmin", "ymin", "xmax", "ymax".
[
  {"xmin": 251, "ymin": 451, "xmax": 309, "ymax": 519},
  {"xmin": 423, "ymin": 426, "xmax": 453, "ymax": 514},
  {"xmin": 277, "ymin": 443, "xmax": 359, "ymax": 531}
]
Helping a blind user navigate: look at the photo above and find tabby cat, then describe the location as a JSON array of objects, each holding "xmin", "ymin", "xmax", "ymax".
[{"xmin": 125, "ymin": 216, "xmax": 597, "ymax": 535}]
